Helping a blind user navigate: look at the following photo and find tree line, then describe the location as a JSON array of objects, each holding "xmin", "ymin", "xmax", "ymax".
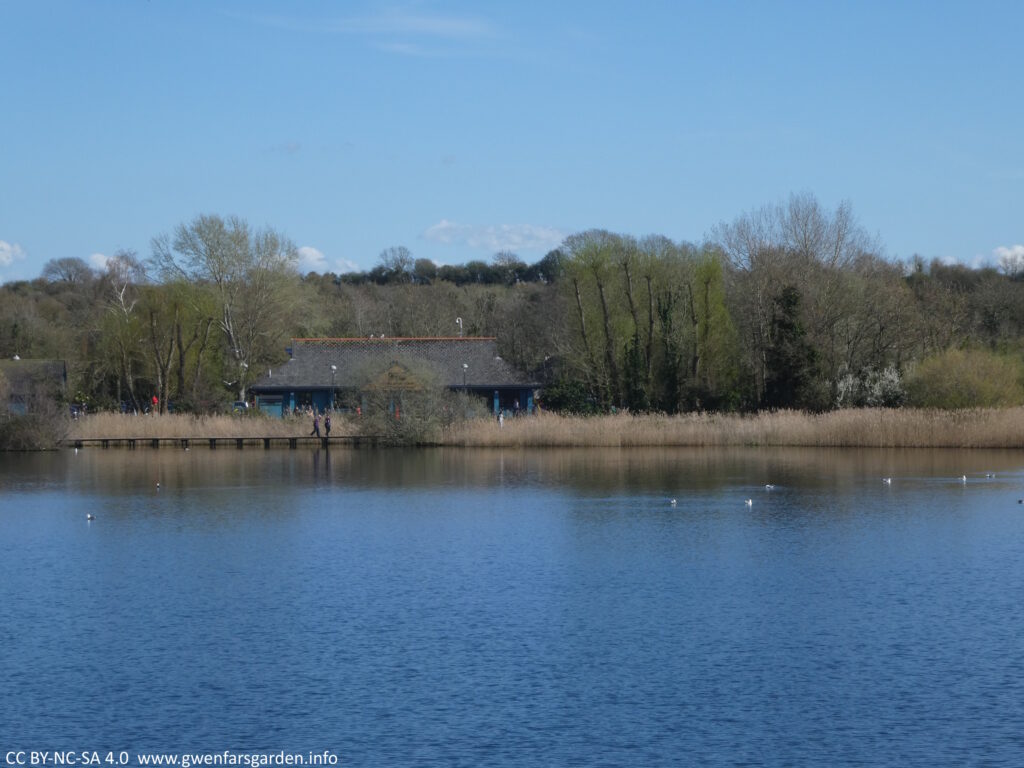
[{"xmin": 3, "ymin": 193, "xmax": 1024, "ymax": 416}]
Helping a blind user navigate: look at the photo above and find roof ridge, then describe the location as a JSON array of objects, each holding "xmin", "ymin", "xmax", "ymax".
[{"xmin": 292, "ymin": 336, "xmax": 497, "ymax": 342}]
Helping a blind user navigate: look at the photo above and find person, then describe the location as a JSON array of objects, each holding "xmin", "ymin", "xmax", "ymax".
[
  {"xmin": 513, "ymin": 399, "xmax": 520, "ymax": 417},
  {"xmin": 324, "ymin": 412, "xmax": 331, "ymax": 437},
  {"xmin": 310, "ymin": 411, "xmax": 321, "ymax": 438},
  {"xmin": 498, "ymin": 411, "xmax": 504, "ymax": 429}
]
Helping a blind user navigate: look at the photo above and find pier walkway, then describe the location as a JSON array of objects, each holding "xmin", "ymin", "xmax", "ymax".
[{"xmin": 64, "ymin": 435, "xmax": 380, "ymax": 450}]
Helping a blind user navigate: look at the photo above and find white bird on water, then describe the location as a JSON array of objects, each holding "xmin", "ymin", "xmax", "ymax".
[
  {"xmin": 961, "ymin": 475, "xmax": 968, "ymax": 483},
  {"xmin": 883, "ymin": 478, "xmax": 892, "ymax": 485},
  {"xmin": 744, "ymin": 498, "xmax": 753, "ymax": 507},
  {"xmin": 86, "ymin": 514, "xmax": 95, "ymax": 521},
  {"xmin": 669, "ymin": 499, "xmax": 677, "ymax": 506},
  {"xmin": 764, "ymin": 484, "xmax": 775, "ymax": 490}
]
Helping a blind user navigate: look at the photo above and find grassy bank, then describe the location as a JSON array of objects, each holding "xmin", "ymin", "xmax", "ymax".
[{"xmin": 441, "ymin": 408, "xmax": 1024, "ymax": 449}]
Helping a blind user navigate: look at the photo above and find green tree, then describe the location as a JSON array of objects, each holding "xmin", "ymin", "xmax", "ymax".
[
  {"xmin": 152, "ymin": 214, "xmax": 300, "ymax": 402},
  {"xmin": 763, "ymin": 286, "xmax": 823, "ymax": 410},
  {"xmin": 905, "ymin": 348, "xmax": 1024, "ymax": 409}
]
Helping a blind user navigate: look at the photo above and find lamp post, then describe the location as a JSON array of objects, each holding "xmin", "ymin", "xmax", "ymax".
[
  {"xmin": 330, "ymin": 364, "xmax": 337, "ymax": 409},
  {"xmin": 462, "ymin": 363, "xmax": 468, "ymax": 390}
]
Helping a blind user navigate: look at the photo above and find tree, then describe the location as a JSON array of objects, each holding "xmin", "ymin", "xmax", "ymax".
[
  {"xmin": 97, "ymin": 250, "xmax": 147, "ymax": 411},
  {"xmin": 563, "ymin": 230, "xmax": 625, "ymax": 408},
  {"xmin": 684, "ymin": 250, "xmax": 740, "ymax": 409},
  {"xmin": 152, "ymin": 214, "xmax": 299, "ymax": 401},
  {"xmin": 413, "ymin": 258, "xmax": 437, "ymax": 284},
  {"xmin": 714, "ymin": 193, "xmax": 878, "ymax": 406},
  {"xmin": 526, "ymin": 249, "xmax": 566, "ymax": 283},
  {"xmin": 378, "ymin": 246, "xmax": 414, "ymax": 283},
  {"xmin": 41, "ymin": 257, "xmax": 94, "ymax": 285},
  {"xmin": 492, "ymin": 251, "xmax": 527, "ymax": 285},
  {"xmin": 763, "ymin": 286, "xmax": 823, "ymax": 410},
  {"xmin": 905, "ymin": 348, "xmax": 1024, "ymax": 409}
]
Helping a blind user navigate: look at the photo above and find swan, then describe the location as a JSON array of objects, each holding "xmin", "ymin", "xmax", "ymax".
[
  {"xmin": 86, "ymin": 514, "xmax": 95, "ymax": 521},
  {"xmin": 744, "ymin": 499, "xmax": 753, "ymax": 506}
]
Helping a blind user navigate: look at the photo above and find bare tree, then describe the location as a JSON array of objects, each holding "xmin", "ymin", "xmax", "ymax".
[
  {"xmin": 152, "ymin": 214, "xmax": 299, "ymax": 400},
  {"xmin": 378, "ymin": 246, "xmax": 414, "ymax": 282},
  {"xmin": 41, "ymin": 257, "xmax": 94, "ymax": 285}
]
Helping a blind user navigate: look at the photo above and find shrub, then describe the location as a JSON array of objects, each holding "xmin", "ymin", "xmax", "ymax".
[
  {"xmin": 836, "ymin": 365, "xmax": 905, "ymax": 408},
  {"xmin": 904, "ymin": 348, "xmax": 1024, "ymax": 409}
]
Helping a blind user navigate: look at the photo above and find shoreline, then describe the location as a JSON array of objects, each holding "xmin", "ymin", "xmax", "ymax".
[{"xmin": 59, "ymin": 408, "xmax": 1024, "ymax": 450}]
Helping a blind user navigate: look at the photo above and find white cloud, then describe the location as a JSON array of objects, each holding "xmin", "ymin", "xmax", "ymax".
[
  {"xmin": 937, "ymin": 252, "xmax": 994, "ymax": 270},
  {"xmin": 298, "ymin": 246, "xmax": 327, "ymax": 272},
  {"xmin": 297, "ymin": 246, "xmax": 359, "ymax": 275},
  {"xmin": 994, "ymin": 244, "xmax": 1024, "ymax": 274},
  {"xmin": 994, "ymin": 244, "xmax": 1024, "ymax": 261},
  {"xmin": 89, "ymin": 252, "xmax": 109, "ymax": 270},
  {"xmin": 423, "ymin": 220, "xmax": 565, "ymax": 253},
  {"xmin": 0, "ymin": 240, "xmax": 26, "ymax": 267}
]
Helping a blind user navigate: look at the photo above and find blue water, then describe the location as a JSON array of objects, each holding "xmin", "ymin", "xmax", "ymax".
[{"xmin": 2, "ymin": 447, "xmax": 1024, "ymax": 766}]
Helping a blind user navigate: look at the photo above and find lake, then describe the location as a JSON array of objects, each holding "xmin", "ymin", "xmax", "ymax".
[{"xmin": 2, "ymin": 446, "xmax": 1023, "ymax": 766}]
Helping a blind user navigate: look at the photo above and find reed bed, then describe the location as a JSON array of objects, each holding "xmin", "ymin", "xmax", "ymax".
[
  {"xmin": 441, "ymin": 408, "xmax": 1024, "ymax": 449},
  {"xmin": 69, "ymin": 408, "xmax": 1024, "ymax": 449},
  {"xmin": 69, "ymin": 412, "xmax": 340, "ymax": 440}
]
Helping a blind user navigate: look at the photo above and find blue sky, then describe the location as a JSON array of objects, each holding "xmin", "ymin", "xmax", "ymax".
[{"xmin": 2, "ymin": 0, "xmax": 1022, "ymax": 282}]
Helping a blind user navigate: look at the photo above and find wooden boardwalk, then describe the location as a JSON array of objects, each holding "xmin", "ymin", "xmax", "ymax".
[{"xmin": 64, "ymin": 435, "xmax": 379, "ymax": 450}]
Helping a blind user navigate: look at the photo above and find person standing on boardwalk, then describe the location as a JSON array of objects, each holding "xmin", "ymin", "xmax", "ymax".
[
  {"xmin": 324, "ymin": 412, "xmax": 331, "ymax": 438},
  {"xmin": 310, "ymin": 411, "xmax": 321, "ymax": 437}
]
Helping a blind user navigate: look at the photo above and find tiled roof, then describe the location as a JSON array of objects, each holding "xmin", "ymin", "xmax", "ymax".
[{"xmin": 250, "ymin": 338, "xmax": 537, "ymax": 391}]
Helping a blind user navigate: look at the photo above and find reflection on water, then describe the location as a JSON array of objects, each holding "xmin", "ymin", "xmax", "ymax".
[
  {"xmin": 7, "ymin": 444, "xmax": 1024, "ymax": 494},
  {"xmin": 2, "ymin": 446, "xmax": 1024, "ymax": 766}
]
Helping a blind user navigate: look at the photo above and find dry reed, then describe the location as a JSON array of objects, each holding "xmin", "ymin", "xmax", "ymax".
[
  {"xmin": 69, "ymin": 412, "xmax": 347, "ymax": 440},
  {"xmin": 69, "ymin": 408, "xmax": 1024, "ymax": 449},
  {"xmin": 441, "ymin": 408, "xmax": 1024, "ymax": 449}
]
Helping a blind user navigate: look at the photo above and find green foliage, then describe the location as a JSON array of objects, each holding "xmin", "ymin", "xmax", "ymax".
[
  {"xmin": 341, "ymin": 356, "xmax": 450, "ymax": 444},
  {"xmin": 622, "ymin": 332, "xmax": 650, "ymax": 411},
  {"xmin": 10, "ymin": 195, "xmax": 1024, "ymax": 418},
  {"xmin": 538, "ymin": 377, "xmax": 599, "ymax": 414},
  {"xmin": 904, "ymin": 348, "xmax": 1024, "ymax": 409},
  {"xmin": 763, "ymin": 286, "xmax": 825, "ymax": 410},
  {"xmin": 0, "ymin": 370, "xmax": 70, "ymax": 450}
]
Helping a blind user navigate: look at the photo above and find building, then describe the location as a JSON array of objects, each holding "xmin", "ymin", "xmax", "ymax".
[
  {"xmin": 248, "ymin": 337, "xmax": 538, "ymax": 417},
  {"xmin": 0, "ymin": 358, "xmax": 67, "ymax": 415}
]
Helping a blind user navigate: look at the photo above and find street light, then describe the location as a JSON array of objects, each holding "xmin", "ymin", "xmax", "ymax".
[
  {"xmin": 462, "ymin": 363, "xmax": 468, "ymax": 389},
  {"xmin": 330, "ymin": 364, "xmax": 337, "ymax": 408}
]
